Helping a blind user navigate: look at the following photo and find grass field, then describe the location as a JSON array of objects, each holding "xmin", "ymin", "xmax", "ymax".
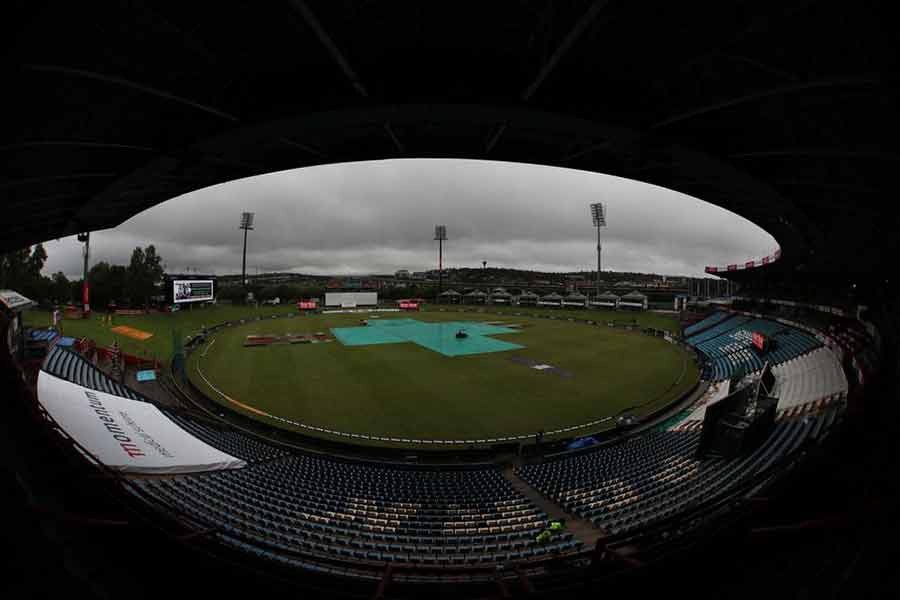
[
  {"xmin": 24, "ymin": 304, "xmax": 683, "ymax": 362},
  {"xmin": 188, "ymin": 308, "xmax": 697, "ymax": 445},
  {"xmin": 24, "ymin": 304, "xmax": 298, "ymax": 361},
  {"xmin": 25, "ymin": 304, "xmax": 696, "ymax": 446}
]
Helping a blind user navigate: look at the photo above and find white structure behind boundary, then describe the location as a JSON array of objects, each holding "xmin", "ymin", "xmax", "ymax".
[{"xmin": 325, "ymin": 292, "xmax": 378, "ymax": 308}]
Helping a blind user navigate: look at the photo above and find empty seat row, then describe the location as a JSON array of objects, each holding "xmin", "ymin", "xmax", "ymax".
[
  {"xmin": 42, "ymin": 345, "xmax": 146, "ymax": 401},
  {"xmin": 683, "ymin": 311, "xmax": 731, "ymax": 337},
  {"xmin": 519, "ymin": 413, "xmax": 826, "ymax": 537},
  {"xmin": 695, "ymin": 318, "xmax": 823, "ymax": 381},
  {"xmin": 131, "ymin": 456, "xmax": 582, "ymax": 567},
  {"xmin": 771, "ymin": 348, "xmax": 848, "ymax": 410},
  {"xmin": 162, "ymin": 409, "xmax": 290, "ymax": 462},
  {"xmin": 685, "ymin": 315, "xmax": 752, "ymax": 346}
]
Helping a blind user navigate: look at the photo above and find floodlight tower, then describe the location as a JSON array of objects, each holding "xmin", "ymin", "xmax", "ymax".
[
  {"xmin": 434, "ymin": 225, "xmax": 447, "ymax": 298},
  {"xmin": 590, "ymin": 203, "xmax": 606, "ymax": 299},
  {"xmin": 76, "ymin": 232, "xmax": 90, "ymax": 316},
  {"xmin": 239, "ymin": 212, "xmax": 255, "ymax": 288}
]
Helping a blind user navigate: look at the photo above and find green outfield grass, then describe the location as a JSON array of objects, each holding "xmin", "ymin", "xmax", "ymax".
[
  {"xmin": 24, "ymin": 304, "xmax": 297, "ymax": 361},
  {"xmin": 24, "ymin": 303, "xmax": 681, "ymax": 361},
  {"xmin": 187, "ymin": 309, "xmax": 697, "ymax": 445},
  {"xmin": 449, "ymin": 304, "xmax": 682, "ymax": 332},
  {"xmin": 24, "ymin": 304, "xmax": 696, "ymax": 446}
]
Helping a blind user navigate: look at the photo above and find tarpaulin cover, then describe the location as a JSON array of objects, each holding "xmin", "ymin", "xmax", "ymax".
[{"xmin": 331, "ymin": 318, "xmax": 523, "ymax": 357}]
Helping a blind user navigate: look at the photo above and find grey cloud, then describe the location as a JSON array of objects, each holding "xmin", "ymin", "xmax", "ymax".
[{"xmin": 41, "ymin": 159, "xmax": 776, "ymax": 279}]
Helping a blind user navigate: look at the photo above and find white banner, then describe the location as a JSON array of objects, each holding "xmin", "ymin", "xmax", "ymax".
[{"xmin": 37, "ymin": 371, "xmax": 246, "ymax": 474}]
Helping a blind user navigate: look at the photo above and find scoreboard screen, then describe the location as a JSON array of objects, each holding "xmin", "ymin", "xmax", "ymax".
[{"xmin": 173, "ymin": 279, "xmax": 214, "ymax": 304}]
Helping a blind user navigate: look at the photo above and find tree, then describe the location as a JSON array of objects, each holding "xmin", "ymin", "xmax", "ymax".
[
  {"xmin": 89, "ymin": 262, "xmax": 125, "ymax": 309},
  {"xmin": 69, "ymin": 279, "xmax": 84, "ymax": 305},
  {"xmin": 0, "ymin": 249, "xmax": 29, "ymax": 289},
  {"xmin": 259, "ymin": 285, "xmax": 281, "ymax": 301},
  {"xmin": 126, "ymin": 245, "xmax": 165, "ymax": 307},
  {"xmin": 28, "ymin": 244, "xmax": 47, "ymax": 276},
  {"xmin": 108, "ymin": 265, "xmax": 128, "ymax": 304},
  {"xmin": 0, "ymin": 244, "xmax": 48, "ymax": 300},
  {"xmin": 49, "ymin": 271, "xmax": 71, "ymax": 303}
]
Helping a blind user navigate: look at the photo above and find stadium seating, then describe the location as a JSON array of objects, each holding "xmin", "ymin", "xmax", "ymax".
[
  {"xmin": 36, "ymin": 316, "xmax": 846, "ymax": 575},
  {"xmin": 691, "ymin": 317, "xmax": 822, "ymax": 381},
  {"xmin": 42, "ymin": 345, "xmax": 583, "ymax": 566},
  {"xmin": 161, "ymin": 408, "xmax": 290, "ymax": 463},
  {"xmin": 132, "ymin": 457, "xmax": 581, "ymax": 566},
  {"xmin": 43, "ymin": 345, "xmax": 146, "ymax": 401},
  {"xmin": 517, "ymin": 414, "xmax": 825, "ymax": 536},
  {"xmin": 770, "ymin": 348, "xmax": 848, "ymax": 411},
  {"xmin": 685, "ymin": 314, "xmax": 752, "ymax": 346},
  {"xmin": 682, "ymin": 311, "xmax": 730, "ymax": 337}
]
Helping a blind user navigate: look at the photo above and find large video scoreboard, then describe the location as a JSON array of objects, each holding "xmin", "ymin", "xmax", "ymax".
[{"xmin": 168, "ymin": 276, "xmax": 216, "ymax": 304}]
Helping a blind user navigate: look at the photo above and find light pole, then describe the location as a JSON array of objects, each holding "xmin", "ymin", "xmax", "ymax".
[
  {"xmin": 76, "ymin": 232, "xmax": 90, "ymax": 316},
  {"xmin": 239, "ymin": 212, "xmax": 255, "ymax": 289},
  {"xmin": 590, "ymin": 203, "xmax": 606, "ymax": 300},
  {"xmin": 434, "ymin": 225, "xmax": 447, "ymax": 299}
]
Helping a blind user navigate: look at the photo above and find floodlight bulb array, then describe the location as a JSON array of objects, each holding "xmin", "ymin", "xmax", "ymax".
[{"xmin": 590, "ymin": 203, "xmax": 606, "ymax": 227}]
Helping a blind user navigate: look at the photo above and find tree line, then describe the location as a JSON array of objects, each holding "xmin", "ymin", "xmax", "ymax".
[{"xmin": 0, "ymin": 244, "xmax": 165, "ymax": 309}]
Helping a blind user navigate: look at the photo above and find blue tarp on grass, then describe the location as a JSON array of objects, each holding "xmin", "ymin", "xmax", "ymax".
[{"xmin": 331, "ymin": 318, "xmax": 524, "ymax": 357}]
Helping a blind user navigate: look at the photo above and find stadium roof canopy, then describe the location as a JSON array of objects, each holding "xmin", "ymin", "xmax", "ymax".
[{"xmin": 3, "ymin": 2, "xmax": 897, "ymax": 290}]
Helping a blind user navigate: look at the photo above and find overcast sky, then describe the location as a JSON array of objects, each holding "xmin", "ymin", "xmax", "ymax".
[{"xmin": 41, "ymin": 159, "xmax": 776, "ymax": 279}]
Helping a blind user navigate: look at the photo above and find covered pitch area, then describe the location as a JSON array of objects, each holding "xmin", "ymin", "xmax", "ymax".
[
  {"xmin": 332, "ymin": 318, "xmax": 524, "ymax": 357},
  {"xmin": 189, "ymin": 310, "xmax": 698, "ymax": 446}
]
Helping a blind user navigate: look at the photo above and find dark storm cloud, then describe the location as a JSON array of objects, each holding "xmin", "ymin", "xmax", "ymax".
[{"xmin": 41, "ymin": 159, "xmax": 776, "ymax": 279}]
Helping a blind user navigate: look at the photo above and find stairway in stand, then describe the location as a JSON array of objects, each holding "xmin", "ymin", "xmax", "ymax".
[{"xmin": 501, "ymin": 464, "xmax": 606, "ymax": 547}]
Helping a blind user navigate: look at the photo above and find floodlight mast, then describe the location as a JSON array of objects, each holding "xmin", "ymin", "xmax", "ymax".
[
  {"xmin": 239, "ymin": 212, "xmax": 255, "ymax": 289},
  {"xmin": 434, "ymin": 225, "xmax": 447, "ymax": 298},
  {"xmin": 590, "ymin": 203, "xmax": 606, "ymax": 299},
  {"xmin": 77, "ymin": 232, "xmax": 90, "ymax": 316}
]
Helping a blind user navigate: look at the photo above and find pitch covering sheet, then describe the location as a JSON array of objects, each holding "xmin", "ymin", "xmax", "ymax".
[{"xmin": 331, "ymin": 318, "xmax": 523, "ymax": 357}]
